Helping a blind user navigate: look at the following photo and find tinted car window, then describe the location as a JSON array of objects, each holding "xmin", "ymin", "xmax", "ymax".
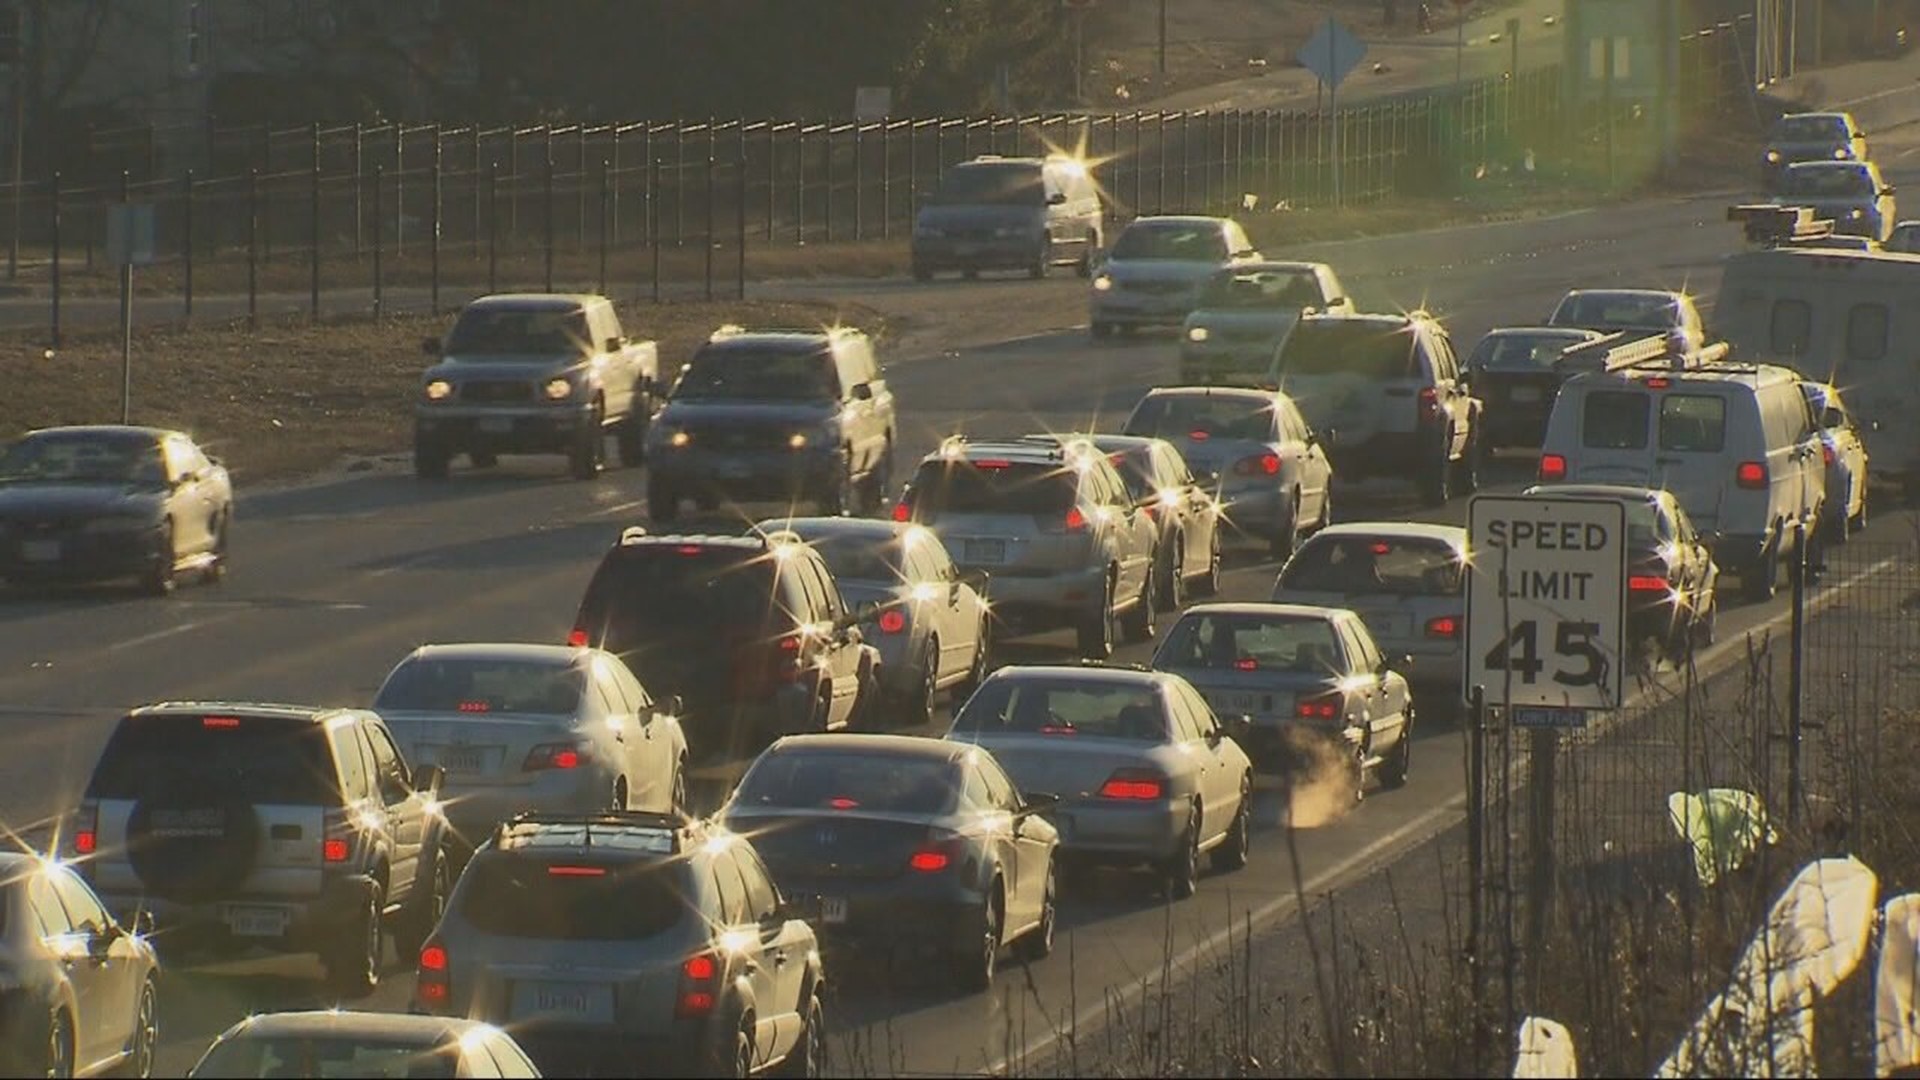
[
  {"xmin": 1781, "ymin": 165, "xmax": 1872, "ymax": 198},
  {"xmin": 193, "ymin": 1037, "xmax": 459, "ymax": 1079},
  {"xmin": 910, "ymin": 461, "xmax": 1078, "ymax": 518},
  {"xmin": 733, "ymin": 750, "xmax": 961, "ymax": 815},
  {"xmin": 1107, "ymin": 448, "xmax": 1159, "ymax": 501},
  {"xmin": 87, "ymin": 716, "xmax": 339, "ymax": 804},
  {"xmin": 0, "ymin": 431, "xmax": 167, "ymax": 486},
  {"xmin": 674, "ymin": 346, "xmax": 837, "ymax": 403},
  {"xmin": 1159, "ymin": 613, "xmax": 1343, "ymax": 672},
  {"xmin": 1279, "ymin": 535, "xmax": 1463, "ymax": 595},
  {"xmin": 928, "ymin": 162, "xmax": 1044, "ymax": 206},
  {"xmin": 1658, "ymin": 394, "xmax": 1727, "ymax": 452},
  {"xmin": 802, "ymin": 534, "xmax": 901, "ymax": 584},
  {"xmin": 581, "ymin": 550, "xmax": 781, "ymax": 653},
  {"xmin": 375, "ymin": 659, "xmax": 585, "ymax": 716},
  {"xmin": 456, "ymin": 856, "xmax": 689, "ymax": 940},
  {"xmin": 1275, "ymin": 321, "xmax": 1417, "ymax": 378},
  {"xmin": 953, "ymin": 679, "xmax": 1169, "ymax": 741},
  {"xmin": 1126, "ymin": 395, "xmax": 1276, "ymax": 441},
  {"xmin": 1469, "ymin": 332, "xmax": 1591, "ymax": 370},
  {"xmin": 1581, "ymin": 390, "xmax": 1650, "ymax": 450},
  {"xmin": 1111, "ymin": 223, "xmax": 1226, "ymax": 261},
  {"xmin": 48, "ymin": 867, "xmax": 109, "ymax": 935},
  {"xmin": 1552, "ymin": 294, "xmax": 1679, "ymax": 332},
  {"xmin": 446, "ymin": 307, "xmax": 591, "ymax": 356}
]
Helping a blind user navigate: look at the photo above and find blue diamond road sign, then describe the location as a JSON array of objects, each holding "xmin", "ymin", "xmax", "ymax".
[{"xmin": 1297, "ymin": 17, "xmax": 1367, "ymax": 92}]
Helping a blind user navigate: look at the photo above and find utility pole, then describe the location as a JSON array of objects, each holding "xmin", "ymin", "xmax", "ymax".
[
  {"xmin": 3, "ymin": 1, "xmax": 22, "ymax": 281},
  {"xmin": 1158, "ymin": 0, "xmax": 1168, "ymax": 73}
]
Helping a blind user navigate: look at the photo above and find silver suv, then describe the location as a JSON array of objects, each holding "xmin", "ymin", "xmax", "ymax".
[
  {"xmin": 413, "ymin": 811, "xmax": 824, "ymax": 1077},
  {"xmin": 896, "ymin": 436, "xmax": 1157, "ymax": 659},
  {"xmin": 72, "ymin": 703, "xmax": 449, "ymax": 998}
]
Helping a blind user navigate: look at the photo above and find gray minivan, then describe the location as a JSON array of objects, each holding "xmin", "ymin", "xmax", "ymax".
[{"xmin": 912, "ymin": 155, "xmax": 1104, "ymax": 281}]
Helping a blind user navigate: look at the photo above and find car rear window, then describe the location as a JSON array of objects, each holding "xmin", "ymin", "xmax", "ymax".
[
  {"xmin": 1274, "ymin": 321, "xmax": 1417, "ymax": 378},
  {"xmin": 456, "ymin": 856, "xmax": 690, "ymax": 940},
  {"xmin": 191, "ymin": 1037, "xmax": 455, "ymax": 1079},
  {"xmin": 1470, "ymin": 332, "xmax": 1589, "ymax": 370},
  {"xmin": 445, "ymin": 307, "xmax": 590, "ymax": 356},
  {"xmin": 1581, "ymin": 390, "xmax": 1650, "ymax": 450},
  {"xmin": 1657, "ymin": 394, "xmax": 1727, "ymax": 452},
  {"xmin": 733, "ymin": 751, "xmax": 961, "ymax": 814},
  {"xmin": 1158, "ymin": 613, "xmax": 1343, "ymax": 673},
  {"xmin": 86, "ymin": 715, "xmax": 338, "ymax": 804},
  {"xmin": 578, "ymin": 550, "xmax": 779, "ymax": 651},
  {"xmin": 909, "ymin": 461, "xmax": 1077, "ymax": 518},
  {"xmin": 1125, "ymin": 395, "xmax": 1274, "ymax": 441},
  {"xmin": 1197, "ymin": 268, "xmax": 1321, "ymax": 309},
  {"xmin": 953, "ymin": 679, "xmax": 1169, "ymax": 741},
  {"xmin": 374, "ymin": 658, "xmax": 584, "ymax": 716},
  {"xmin": 1277, "ymin": 535, "xmax": 1463, "ymax": 596},
  {"xmin": 1551, "ymin": 294, "xmax": 1679, "ymax": 332}
]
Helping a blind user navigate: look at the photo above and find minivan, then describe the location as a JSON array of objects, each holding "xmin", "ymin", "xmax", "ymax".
[{"xmin": 911, "ymin": 155, "xmax": 1103, "ymax": 280}]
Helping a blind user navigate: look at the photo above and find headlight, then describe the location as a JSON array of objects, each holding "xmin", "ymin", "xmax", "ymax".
[
  {"xmin": 1093, "ymin": 275, "xmax": 1113, "ymax": 292},
  {"xmin": 1766, "ymin": 149, "xmax": 1782, "ymax": 164},
  {"xmin": 1851, "ymin": 208, "xmax": 1866, "ymax": 220},
  {"xmin": 1835, "ymin": 147, "xmax": 1851, "ymax": 159},
  {"xmin": 544, "ymin": 377, "xmax": 574, "ymax": 401},
  {"xmin": 424, "ymin": 380, "xmax": 452, "ymax": 401},
  {"xmin": 669, "ymin": 430, "xmax": 692, "ymax": 448},
  {"xmin": 788, "ymin": 432, "xmax": 810, "ymax": 449},
  {"xmin": 82, "ymin": 516, "xmax": 153, "ymax": 535},
  {"xmin": 1187, "ymin": 326, "xmax": 1210, "ymax": 343}
]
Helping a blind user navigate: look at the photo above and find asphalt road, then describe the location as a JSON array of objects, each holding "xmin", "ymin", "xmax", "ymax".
[{"xmin": 6, "ymin": 143, "xmax": 1920, "ymax": 1075}]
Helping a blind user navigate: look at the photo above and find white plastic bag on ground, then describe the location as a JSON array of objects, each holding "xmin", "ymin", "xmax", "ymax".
[
  {"xmin": 1513, "ymin": 1016, "xmax": 1578, "ymax": 1078},
  {"xmin": 1667, "ymin": 788, "xmax": 1778, "ymax": 887},
  {"xmin": 1876, "ymin": 894, "xmax": 1920, "ymax": 1079}
]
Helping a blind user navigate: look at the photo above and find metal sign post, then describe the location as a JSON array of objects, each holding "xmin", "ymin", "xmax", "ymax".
[
  {"xmin": 105, "ymin": 202, "xmax": 155, "ymax": 424},
  {"xmin": 1296, "ymin": 18, "xmax": 1366, "ymax": 208}
]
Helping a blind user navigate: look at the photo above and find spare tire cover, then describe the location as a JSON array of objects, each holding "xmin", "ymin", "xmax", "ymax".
[{"xmin": 124, "ymin": 782, "xmax": 262, "ymax": 903}]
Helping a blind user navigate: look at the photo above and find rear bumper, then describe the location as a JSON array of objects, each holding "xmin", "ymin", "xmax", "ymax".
[
  {"xmin": 510, "ymin": 1022, "xmax": 722, "ymax": 1078},
  {"xmin": 92, "ymin": 875, "xmax": 374, "ymax": 953},
  {"xmin": 913, "ymin": 236, "xmax": 1044, "ymax": 270},
  {"xmin": 975, "ymin": 565, "xmax": 1107, "ymax": 631},
  {"xmin": 1046, "ymin": 797, "xmax": 1186, "ymax": 863},
  {"xmin": 1216, "ymin": 486, "xmax": 1289, "ymax": 535},
  {"xmin": 1325, "ymin": 430, "xmax": 1431, "ymax": 481},
  {"xmin": 416, "ymin": 405, "xmax": 596, "ymax": 454},
  {"xmin": 782, "ymin": 877, "xmax": 983, "ymax": 955}
]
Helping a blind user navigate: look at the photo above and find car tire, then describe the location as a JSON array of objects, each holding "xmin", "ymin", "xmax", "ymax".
[
  {"xmin": 1742, "ymin": 538, "xmax": 1780, "ymax": 603},
  {"xmin": 1075, "ymin": 230, "xmax": 1098, "ymax": 278},
  {"xmin": 648, "ymin": 478, "xmax": 679, "ymax": 523},
  {"xmin": 1418, "ymin": 446, "xmax": 1452, "ymax": 507},
  {"xmin": 1090, "ymin": 321, "xmax": 1113, "ymax": 340},
  {"xmin": 773, "ymin": 993, "xmax": 826, "ymax": 1078},
  {"xmin": 1194, "ymin": 530, "xmax": 1221, "ymax": 597},
  {"xmin": 392, "ymin": 846, "xmax": 448, "ymax": 964},
  {"xmin": 105, "ymin": 978, "xmax": 157, "ymax": 1080},
  {"xmin": 204, "ymin": 513, "xmax": 231, "ymax": 585},
  {"xmin": 1453, "ymin": 428, "xmax": 1482, "ymax": 494},
  {"xmin": 323, "ymin": 882, "xmax": 383, "ymax": 1000},
  {"xmin": 954, "ymin": 624, "xmax": 990, "ymax": 708},
  {"xmin": 44, "ymin": 1009, "xmax": 73, "ymax": 1080},
  {"xmin": 1314, "ymin": 484, "xmax": 1334, "ymax": 534},
  {"xmin": 1268, "ymin": 490, "xmax": 1299, "ymax": 560},
  {"xmin": 139, "ymin": 521, "xmax": 176, "ymax": 598},
  {"xmin": 1378, "ymin": 716, "xmax": 1413, "ymax": 790},
  {"xmin": 568, "ymin": 407, "xmax": 605, "ymax": 481},
  {"xmin": 817, "ymin": 454, "xmax": 855, "ymax": 517},
  {"xmin": 671, "ymin": 764, "xmax": 690, "ymax": 816},
  {"xmin": 1029, "ymin": 238, "xmax": 1051, "ymax": 279},
  {"xmin": 1210, "ymin": 781, "xmax": 1252, "ymax": 873},
  {"xmin": 1076, "ymin": 576, "xmax": 1115, "ymax": 660},
  {"xmin": 1161, "ymin": 811, "xmax": 1201, "ymax": 900},
  {"xmin": 413, "ymin": 433, "xmax": 451, "ymax": 480},
  {"xmin": 907, "ymin": 639, "xmax": 939, "ymax": 729},
  {"xmin": 1120, "ymin": 571, "xmax": 1155, "ymax": 643},
  {"xmin": 717, "ymin": 1022, "xmax": 754, "ymax": 1080},
  {"xmin": 952, "ymin": 886, "xmax": 1002, "ymax": 992},
  {"xmin": 1155, "ymin": 538, "xmax": 1184, "ymax": 613},
  {"xmin": 1013, "ymin": 859, "xmax": 1058, "ymax": 962},
  {"xmin": 615, "ymin": 407, "xmax": 648, "ymax": 468},
  {"xmin": 1694, "ymin": 597, "xmax": 1718, "ymax": 648}
]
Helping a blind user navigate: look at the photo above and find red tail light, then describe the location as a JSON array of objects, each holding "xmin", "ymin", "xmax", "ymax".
[
  {"xmin": 1234, "ymin": 657, "xmax": 1258, "ymax": 671},
  {"xmin": 974, "ymin": 459, "xmax": 1012, "ymax": 469},
  {"xmin": 1417, "ymin": 387, "xmax": 1440, "ymax": 420},
  {"xmin": 321, "ymin": 809, "xmax": 352, "ymax": 868},
  {"xmin": 1538, "ymin": 453, "xmax": 1568, "ymax": 481},
  {"xmin": 891, "ymin": 500, "xmax": 912, "ymax": 522},
  {"xmin": 415, "ymin": 941, "xmax": 451, "ymax": 1010},
  {"xmin": 322, "ymin": 837, "xmax": 351, "ymax": 863},
  {"xmin": 74, "ymin": 830, "xmax": 96, "ymax": 855},
  {"xmin": 878, "ymin": 608, "xmax": 907, "ymax": 634},
  {"xmin": 1424, "ymin": 615, "xmax": 1460, "ymax": 639},
  {"xmin": 71, "ymin": 801, "xmax": 97, "ymax": 858},
  {"xmin": 566, "ymin": 626, "xmax": 589, "ymax": 647},
  {"xmin": 1064, "ymin": 507, "xmax": 1087, "ymax": 531},
  {"xmin": 1233, "ymin": 452, "xmax": 1281, "ymax": 476},
  {"xmin": 1629, "ymin": 575, "xmax": 1670, "ymax": 593},
  {"xmin": 677, "ymin": 952, "xmax": 720, "ymax": 1018},
  {"xmin": 201, "ymin": 716, "xmax": 241, "ymax": 729},
  {"xmin": 524, "ymin": 744, "xmax": 587, "ymax": 771},
  {"xmin": 1098, "ymin": 769, "xmax": 1168, "ymax": 800},
  {"xmin": 1822, "ymin": 443, "xmax": 1835, "ymax": 467},
  {"xmin": 1735, "ymin": 460, "xmax": 1767, "ymax": 489},
  {"xmin": 1296, "ymin": 691, "xmax": 1342, "ymax": 721},
  {"xmin": 547, "ymin": 865, "xmax": 608, "ymax": 877},
  {"xmin": 457, "ymin": 701, "xmax": 491, "ymax": 713},
  {"xmin": 1645, "ymin": 376, "xmax": 1671, "ymax": 390},
  {"xmin": 908, "ymin": 846, "xmax": 953, "ymax": 873},
  {"xmin": 1188, "ymin": 429, "xmax": 1211, "ymax": 441}
]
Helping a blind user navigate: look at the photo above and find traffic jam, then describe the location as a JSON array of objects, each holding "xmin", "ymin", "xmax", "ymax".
[{"xmin": 0, "ymin": 113, "xmax": 1901, "ymax": 1077}]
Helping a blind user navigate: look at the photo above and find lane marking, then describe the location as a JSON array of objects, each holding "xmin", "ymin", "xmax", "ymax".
[{"xmin": 100, "ymin": 622, "xmax": 202, "ymax": 654}]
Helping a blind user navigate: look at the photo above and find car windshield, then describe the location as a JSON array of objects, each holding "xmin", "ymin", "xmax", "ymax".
[
  {"xmin": 673, "ymin": 346, "xmax": 837, "ymax": 402},
  {"xmin": 1125, "ymin": 396, "xmax": 1274, "ymax": 441},
  {"xmin": 1275, "ymin": 321, "xmax": 1417, "ymax": 378},
  {"xmin": 1277, "ymin": 535, "xmax": 1464, "ymax": 596},
  {"xmin": 193, "ymin": 1036, "xmax": 455, "ymax": 1079},
  {"xmin": 928, "ymin": 163, "xmax": 1045, "ymax": 206},
  {"xmin": 1773, "ymin": 116, "xmax": 1845, "ymax": 142},
  {"xmin": 1469, "ymin": 332, "xmax": 1593, "ymax": 370},
  {"xmin": 733, "ymin": 750, "xmax": 961, "ymax": 814},
  {"xmin": 1157, "ymin": 613, "xmax": 1344, "ymax": 673},
  {"xmin": 444, "ymin": 307, "xmax": 592, "ymax": 356},
  {"xmin": 0, "ymin": 433, "xmax": 167, "ymax": 486},
  {"xmin": 952, "ymin": 679, "xmax": 1169, "ymax": 741},
  {"xmin": 87, "ymin": 715, "xmax": 339, "ymax": 804},
  {"xmin": 1551, "ymin": 293, "xmax": 1681, "ymax": 332},
  {"xmin": 909, "ymin": 461, "xmax": 1077, "ymax": 518},
  {"xmin": 578, "ymin": 551, "xmax": 781, "ymax": 652},
  {"xmin": 1197, "ymin": 268, "xmax": 1322, "ymax": 309},
  {"xmin": 1111, "ymin": 223, "xmax": 1227, "ymax": 262},
  {"xmin": 374, "ymin": 658, "xmax": 585, "ymax": 716},
  {"xmin": 456, "ymin": 856, "xmax": 689, "ymax": 940},
  {"xmin": 1781, "ymin": 166, "xmax": 1873, "ymax": 198}
]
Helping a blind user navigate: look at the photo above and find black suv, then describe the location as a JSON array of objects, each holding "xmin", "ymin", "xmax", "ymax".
[
  {"xmin": 71, "ymin": 703, "xmax": 449, "ymax": 997},
  {"xmin": 644, "ymin": 326, "xmax": 898, "ymax": 519},
  {"xmin": 569, "ymin": 530, "xmax": 881, "ymax": 761}
]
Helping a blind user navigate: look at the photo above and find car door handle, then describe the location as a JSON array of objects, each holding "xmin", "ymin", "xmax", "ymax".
[{"xmin": 773, "ymin": 950, "xmax": 789, "ymax": 967}]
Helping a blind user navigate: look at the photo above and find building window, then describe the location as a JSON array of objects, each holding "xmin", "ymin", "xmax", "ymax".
[{"xmin": 185, "ymin": 1, "xmax": 203, "ymax": 71}]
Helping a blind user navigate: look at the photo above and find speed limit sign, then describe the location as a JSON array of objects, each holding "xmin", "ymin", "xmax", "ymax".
[{"xmin": 1464, "ymin": 495, "xmax": 1628, "ymax": 719}]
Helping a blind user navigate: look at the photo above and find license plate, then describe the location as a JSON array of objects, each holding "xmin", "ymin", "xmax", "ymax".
[
  {"xmin": 820, "ymin": 896, "xmax": 849, "ymax": 925},
  {"xmin": 436, "ymin": 746, "xmax": 488, "ymax": 774},
  {"xmin": 1215, "ymin": 692, "xmax": 1262, "ymax": 713},
  {"xmin": 478, "ymin": 417, "xmax": 514, "ymax": 434},
  {"xmin": 1509, "ymin": 386, "xmax": 1542, "ymax": 403},
  {"xmin": 964, "ymin": 539, "xmax": 1007, "ymax": 563},
  {"xmin": 1361, "ymin": 612, "xmax": 1415, "ymax": 639},
  {"xmin": 717, "ymin": 460, "xmax": 753, "ymax": 480},
  {"xmin": 511, "ymin": 981, "xmax": 615, "ymax": 1025},
  {"xmin": 20, "ymin": 540, "xmax": 59, "ymax": 562},
  {"xmin": 226, "ymin": 905, "xmax": 289, "ymax": 938}
]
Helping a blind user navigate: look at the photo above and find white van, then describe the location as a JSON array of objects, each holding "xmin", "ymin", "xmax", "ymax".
[
  {"xmin": 1717, "ymin": 244, "xmax": 1920, "ymax": 489},
  {"xmin": 1537, "ymin": 360, "xmax": 1827, "ymax": 602}
]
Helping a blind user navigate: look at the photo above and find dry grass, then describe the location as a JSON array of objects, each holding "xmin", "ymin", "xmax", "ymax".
[{"xmin": 0, "ymin": 298, "xmax": 887, "ymax": 486}]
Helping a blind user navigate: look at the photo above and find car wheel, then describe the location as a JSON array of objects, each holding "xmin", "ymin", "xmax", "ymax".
[
  {"xmin": 952, "ymin": 886, "xmax": 1002, "ymax": 992},
  {"xmin": 773, "ymin": 993, "xmax": 826, "ymax": 1078},
  {"xmin": 1314, "ymin": 484, "xmax": 1334, "ymax": 534},
  {"xmin": 1694, "ymin": 597, "xmax": 1718, "ymax": 647},
  {"xmin": 467, "ymin": 449, "xmax": 498, "ymax": 469},
  {"xmin": 204, "ymin": 513, "xmax": 230, "ymax": 585},
  {"xmin": 105, "ymin": 978, "xmax": 157, "ymax": 1079},
  {"xmin": 413, "ymin": 433, "xmax": 450, "ymax": 480},
  {"xmin": 323, "ymin": 882, "xmax": 383, "ymax": 999},
  {"xmin": 1029, "ymin": 238, "xmax": 1051, "ymax": 279},
  {"xmin": 45, "ymin": 1009, "xmax": 73, "ymax": 1080},
  {"xmin": 647, "ymin": 478, "xmax": 679, "ymax": 523},
  {"xmin": 1419, "ymin": 444, "xmax": 1452, "ymax": 507},
  {"xmin": 1075, "ymin": 230, "xmax": 1097, "ymax": 277},
  {"xmin": 1194, "ymin": 529, "xmax": 1222, "ymax": 596},
  {"xmin": 393, "ymin": 848, "xmax": 449, "ymax": 964},
  {"xmin": 817, "ymin": 455, "xmax": 855, "ymax": 517},
  {"xmin": 1378, "ymin": 716, "xmax": 1413, "ymax": 790},
  {"xmin": 1349, "ymin": 739, "xmax": 1369, "ymax": 804},
  {"xmin": 139, "ymin": 521, "xmax": 176, "ymax": 597},
  {"xmin": 1120, "ymin": 571, "xmax": 1155, "ymax": 643},
  {"xmin": 1090, "ymin": 321, "xmax": 1113, "ymax": 340},
  {"xmin": 1742, "ymin": 538, "xmax": 1779, "ymax": 603},
  {"xmin": 671, "ymin": 764, "xmax": 689, "ymax": 815},
  {"xmin": 1076, "ymin": 575, "xmax": 1115, "ymax": 660},
  {"xmin": 615, "ymin": 407, "xmax": 648, "ymax": 468},
  {"xmin": 1155, "ymin": 538, "xmax": 1184, "ymax": 613},
  {"xmin": 954, "ymin": 623, "xmax": 990, "ymax": 707},
  {"xmin": 1268, "ymin": 491, "xmax": 1299, "ymax": 560},
  {"xmin": 722, "ymin": 1023, "xmax": 755, "ymax": 1079},
  {"xmin": 1453, "ymin": 429, "xmax": 1482, "ymax": 494},
  {"xmin": 908, "ymin": 639, "xmax": 939, "ymax": 729},
  {"xmin": 1014, "ymin": 859, "xmax": 1057, "ymax": 961},
  {"xmin": 568, "ymin": 406, "xmax": 605, "ymax": 480},
  {"xmin": 1161, "ymin": 811, "xmax": 1201, "ymax": 900},
  {"xmin": 1210, "ymin": 780, "xmax": 1252, "ymax": 872}
]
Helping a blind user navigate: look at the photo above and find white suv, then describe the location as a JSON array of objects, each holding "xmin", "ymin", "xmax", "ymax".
[{"xmin": 896, "ymin": 436, "xmax": 1158, "ymax": 659}]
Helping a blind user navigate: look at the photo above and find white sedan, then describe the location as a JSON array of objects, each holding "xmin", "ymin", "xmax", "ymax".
[
  {"xmin": 371, "ymin": 643, "xmax": 688, "ymax": 851},
  {"xmin": 944, "ymin": 665, "xmax": 1254, "ymax": 899},
  {"xmin": 1800, "ymin": 381, "xmax": 1870, "ymax": 539}
]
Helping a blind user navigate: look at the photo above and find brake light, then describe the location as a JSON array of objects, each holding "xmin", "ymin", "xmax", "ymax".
[
  {"xmin": 974, "ymin": 459, "xmax": 1012, "ymax": 469},
  {"xmin": 415, "ymin": 941, "xmax": 451, "ymax": 1010},
  {"xmin": 1188, "ymin": 429, "xmax": 1211, "ymax": 441},
  {"xmin": 878, "ymin": 608, "xmax": 907, "ymax": 634},
  {"xmin": 1233, "ymin": 453, "xmax": 1281, "ymax": 476},
  {"xmin": 523, "ymin": 744, "xmax": 588, "ymax": 771},
  {"xmin": 1417, "ymin": 386, "xmax": 1440, "ymax": 420},
  {"xmin": 1370, "ymin": 541, "xmax": 1392, "ymax": 555},
  {"xmin": 677, "ymin": 544, "xmax": 705, "ymax": 555},
  {"xmin": 1065, "ymin": 507, "xmax": 1087, "ymax": 531},
  {"xmin": 71, "ymin": 801, "xmax": 97, "ymax": 858},
  {"xmin": 321, "ymin": 808, "xmax": 352, "ymax": 869},
  {"xmin": 74, "ymin": 830, "xmax": 96, "ymax": 855},
  {"xmin": 828, "ymin": 797, "xmax": 859, "ymax": 809},
  {"xmin": 1424, "ymin": 615, "xmax": 1460, "ymax": 639},
  {"xmin": 419, "ymin": 944, "xmax": 448, "ymax": 972},
  {"xmin": 566, "ymin": 626, "xmax": 589, "ymax": 647},
  {"xmin": 677, "ymin": 953, "xmax": 720, "ymax": 1018},
  {"xmin": 891, "ymin": 500, "xmax": 912, "ymax": 522},
  {"xmin": 1822, "ymin": 443, "xmax": 1835, "ymax": 467},
  {"xmin": 1735, "ymin": 460, "xmax": 1767, "ymax": 489},
  {"xmin": 322, "ymin": 837, "xmax": 351, "ymax": 863},
  {"xmin": 546, "ymin": 865, "xmax": 607, "ymax": 877},
  {"xmin": 1645, "ymin": 377, "xmax": 1670, "ymax": 389},
  {"xmin": 1098, "ymin": 769, "xmax": 1167, "ymax": 800},
  {"xmin": 201, "ymin": 716, "xmax": 241, "ymax": 729},
  {"xmin": 1538, "ymin": 453, "xmax": 1568, "ymax": 481},
  {"xmin": 1296, "ymin": 692, "xmax": 1342, "ymax": 720},
  {"xmin": 1629, "ymin": 575, "xmax": 1670, "ymax": 593},
  {"xmin": 1234, "ymin": 657, "xmax": 1258, "ymax": 671},
  {"xmin": 908, "ymin": 847, "xmax": 952, "ymax": 872},
  {"xmin": 457, "ymin": 701, "xmax": 490, "ymax": 713}
]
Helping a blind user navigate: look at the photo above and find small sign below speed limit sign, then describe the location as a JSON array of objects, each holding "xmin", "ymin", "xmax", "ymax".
[{"xmin": 1464, "ymin": 495, "xmax": 1628, "ymax": 720}]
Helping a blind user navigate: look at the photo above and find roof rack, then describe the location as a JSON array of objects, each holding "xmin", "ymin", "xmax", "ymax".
[
  {"xmin": 1728, "ymin": 203, "xmax": 1836, "ymax": 246},
  {"xmin": 1558, "ymin": 331, "xmax": 1726, "ymax": 373},
  {"xmin": 494, "ymin": 810, "xmax": 695, "ymax": 852}
]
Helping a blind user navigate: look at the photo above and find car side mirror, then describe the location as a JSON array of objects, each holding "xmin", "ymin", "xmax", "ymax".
[
  {"xmin": 1020, "ymin": 791, "xmax": 1061, "ymax": 814},
  {"xmin": 958, "ymin": 568, "xmax": 990, "ymax": 596},
  {"xmin": 667, "ymin": 694, "xmax": 685, "ymax": 717},
  {"xmin": 1885, "ymin": 186, "xmax": 1898, "ymax": 196},
  {"xmin": 1304, "ymin": 430, "xmax": 1319, "ymax": 447},
  {"xmin": 131, "ymin": 910, "xmax": 155, "ymax": 939},
  {"xmin": 1228, "ymin": 714, "xmax": 1254, "ymax": 743},
  {"xmin": 850, "ymin": 382, "xmax": 874, "ymax": 402},
  {"xmin": 411, "ymin": 763, "xmax": 445, "ymax": 794},
  {"xmin": 1325, "ymin": 296, "xmax": 1346, "ymax": 308},
  {"xmin": 421, "ymin": 336, "xmax": 441, "ymax": 356},
  {"xmin": 88, "ymin": 925, "xmax": 119, "ymax": 957},
  {"xmin": 1822, "ymin": 406, "xmax": 1844, "ymax": 428},
  {"xmin": 605, "ymin": 336, "xmax": 624, "ymax": 353},
  {"xmin": 173, "ymin": 470, "xmax": 200, "ymax": 487},
  {"xmin": 1047, "ymin": 191, "xmax": 1067, "ymax": 205},
  {"xmin": 1194, "ymin": 468, "xmax": 1220, "ymax": 489}
]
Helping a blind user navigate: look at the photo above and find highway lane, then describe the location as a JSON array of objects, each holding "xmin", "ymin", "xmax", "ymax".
[{"xmin": 1, "ymin": 168, "xmax": 1912, "ymax": 1074}]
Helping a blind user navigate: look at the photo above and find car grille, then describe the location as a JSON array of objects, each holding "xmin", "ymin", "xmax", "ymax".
[
  {"xmin": 1222, "ymin": 326, "xmax": 1275, "ymax": 342},
  {"xmin": 459, "ymin": 380, "xmax": 534, "ymax": 404},
  {"xmin": 694, "ymin": 427, "xmax": 792, "ymax": 451},
  {"xmin": 1127, "ymin": 280, "xmax": 1190, "ymax": 295}
]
